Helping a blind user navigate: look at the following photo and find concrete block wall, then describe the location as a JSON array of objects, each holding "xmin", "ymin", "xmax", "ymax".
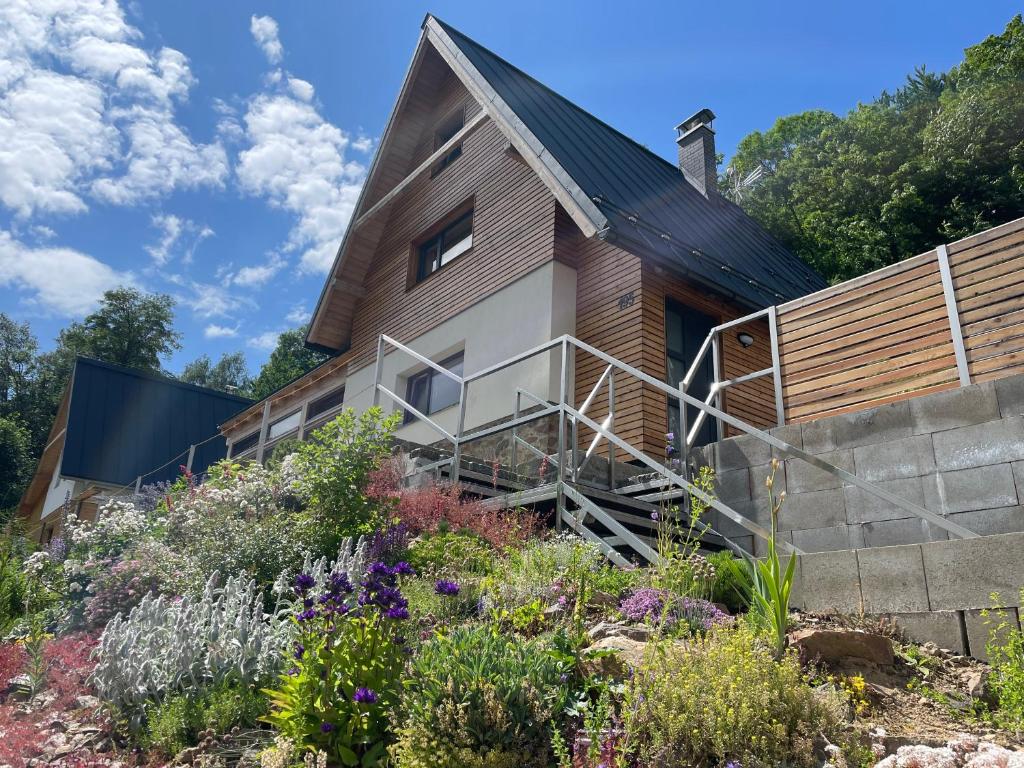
[
  {"xmin": 691, "ymin": 373, "xmax": 1024, "ymax": 554},
  {"xmin": 791, "ymin": 531, "xmax": 1024, "ymax": 659}
]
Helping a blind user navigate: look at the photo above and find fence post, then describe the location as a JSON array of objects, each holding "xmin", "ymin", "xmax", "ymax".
[
  {"xmin": 452, "ymin": 379, "xmax": 468, "ymax": 486},
  {"xmin": 555, "ymin": 338, "xmax": 568, "ymax": 531},
  {"xmin": 185, "ymin": 444, "xmax": 196, "ymax": 473},
  {"xmin": 255, "ymin": 400, "xmax": 272, "ymax": 464},
  {"xmin": 768, "ymin": 305, "xmax": 786, "ymax": 426},
  {"xmin": 607, "ymin": 369, "xmax": 616, "ymax": 489},
  {"xmin": 936, "ymin": 244, "xmax": 971, "ymax": 387}
]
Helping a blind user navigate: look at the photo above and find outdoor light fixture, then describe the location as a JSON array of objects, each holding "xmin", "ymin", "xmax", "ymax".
[{"xmin": 737, "ymin": 332, "xmax": 754, "ymax": 348}]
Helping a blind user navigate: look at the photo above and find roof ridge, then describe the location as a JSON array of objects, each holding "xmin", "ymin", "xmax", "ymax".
[
  {"xmin": 429, "ymin": 16, "xmax": 691, "ymax": 182},
  {"xmin": 74, "ymin": 356, "xmax": 254, "ymax": 404}
]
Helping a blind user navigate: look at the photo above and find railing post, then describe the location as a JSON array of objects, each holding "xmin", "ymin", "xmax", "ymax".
[
  {"xmin": 372, "ymin": 335, "xmax": 385, "ymax": 408},
  {"xmin": 679, "ymin": 378, "xmax": 688, "ymax": 465},
  {"xmin": 452, "ymin": 379, "xmax": 468, "ymax": 486},
  {"xmin": 511, "ymin": 390, "xmax": 520, "ymax": 473},
  {"xmin": 555, "ymin": 338, "xmax": 568, "ymax": 530},
  {"xmin": 134, "ymin": 476, "xmax": 142, "ymax": 494},
  {"xmin": 254, "ymin": 400, "xmax": 272, "ymax": 465},
  {"xmin": 297, "ymin": 401, "xmax": 309, "ymax": 442},
  {"xmin": 936, "ymin": 244, "xmax": 971, "ymax": 387},
  {"xmin": 710, "ymin": 331, "xmax": 724, "ymax": 440},
  {"xmin": 767, "ymin": 305, "xmax": 786, "ymax": 426},
  {"xmin": 185, "ymin": 444, "xmax": 196, "ymax": 473},
  {"xmin": 607, "ymin": 369, "xmax": 616, "ymax": 489}
]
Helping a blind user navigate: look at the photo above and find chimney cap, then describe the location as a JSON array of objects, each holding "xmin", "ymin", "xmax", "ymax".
[{"xmin": 676, "ymin": 108, "xmax": 716, "ymax": 139}]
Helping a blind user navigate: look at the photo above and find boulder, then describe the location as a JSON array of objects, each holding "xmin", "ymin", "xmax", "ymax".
[
  {"xmin": 583, "ymin": 635, "xmax": 649, "ymax": 678},
  {"xmin": 588, "ymin": 621, "xmax": 654, "ymax": 643},
  {"xmin": 790, "ymin": 628, "xmax": 895, "ymax": 667}
]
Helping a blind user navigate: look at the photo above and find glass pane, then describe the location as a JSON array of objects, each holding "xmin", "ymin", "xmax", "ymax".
[
  {"xmin": 308, "ymin": 386, "xmax": 345, "ymax": 419},
  {"xmin": 268, "ymin": 411, "xmax": 301, "ymax": 440},
  {"xmin": 427, "ymin": 353, "xmax": 463, "ymax": 414},
  {"xmin": 231, "ymin": 431, "xmax": 259, "ymax": 456},
  {"xmin": 440, "ymin": 232, "xmax": 472, "ymax": 266},
  {"xmin": 405, "ymin": 372, "xmax": 429, "ymax": 422},
  {"xmin": 666, "ymin": 306, "xmax": 683, "ymax": 354},
  {"xmin": 436, "ymin": 111, "xmax": 464, "ymax": 145},
  {"xmin": 667, "ymin": 355, "xmax": 687, "ymax": 387},
  {"xmin": 418, "ymin": 239, "xmax": 440, "ymax": 279}
]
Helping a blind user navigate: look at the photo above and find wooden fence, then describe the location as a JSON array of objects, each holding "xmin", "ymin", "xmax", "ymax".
[{"xmin": 776, "ymin": 216, "xmax": 1024, "ymax": 423}]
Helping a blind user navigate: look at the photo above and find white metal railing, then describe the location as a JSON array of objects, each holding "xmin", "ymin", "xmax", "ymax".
[{"xmin": 372, "ymin": 331, "xmax": 979, "ymax": 564}]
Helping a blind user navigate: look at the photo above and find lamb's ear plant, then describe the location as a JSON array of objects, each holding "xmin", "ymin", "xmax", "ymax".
[{"xmin": 746, "ymin": 458, "xmax": 796, "ymax": 660}]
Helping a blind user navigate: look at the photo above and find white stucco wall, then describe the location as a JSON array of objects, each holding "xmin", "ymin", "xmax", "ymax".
[{"xmin": 343, "ymin": 260, "xmax": 577, "ymax": 446}]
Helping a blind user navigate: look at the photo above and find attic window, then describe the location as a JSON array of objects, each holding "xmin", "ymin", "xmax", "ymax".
[
  {"xmin": 416, "ymin": 209, "xmax": 473, "ymax": 282},
  {"xmin": 430, "ymin": 109, "xmax": 464, "ymax": 177}
]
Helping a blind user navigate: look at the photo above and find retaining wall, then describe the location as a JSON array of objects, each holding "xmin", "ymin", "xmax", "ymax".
[{"xmin": 690, "ymin": 372, "xmax": 1024, "ymax": 555}]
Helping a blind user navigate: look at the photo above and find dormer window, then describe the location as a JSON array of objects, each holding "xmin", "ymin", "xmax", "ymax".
[
  {"xmin": 416, "ymin": 208, "xmax": 473, "ymax": 282},
  {"xmin": 430, "ymin": 109, "xmax": 464, "ymax": 177}
]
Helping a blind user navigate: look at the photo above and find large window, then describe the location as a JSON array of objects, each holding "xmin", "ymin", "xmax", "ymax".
[
  {"xmin": 267, "ymin": 410, "xmax": 301, "ymax": 441},
  {"xmin": 431, "ymin": 109, "xmax": 464, "ymax": 177},
  {"xmin": 404, "ymin": 352, "xmax": 464, "ymax": 424},
  {"xmin": 230, "ymin": 430, "xmax": 259, "ymax": 457},
  {"xmin": 416, "ymin": 209, "xmax": 473, "ymax": 282},
  {"xmin": 307, "ymin": 385, "xmax": 345, "ymax": 422}
]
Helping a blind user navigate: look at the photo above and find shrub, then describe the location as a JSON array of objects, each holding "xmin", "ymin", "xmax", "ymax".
[
  {"xmin": 145, "ymin": 682, "xmax": 268, "ymax": 756},
  {"xmin": 392, "ymin": 626, "xmax": 574, "ymax": 768},
  {"xmin": 406, "ymin": 531, "xmax": 494, "ymax": 576},
  {"xmin": 619, "ymin": 588, "xmax": 730, "ymax": 635},
  {"xmin": 263, "ymin": 561, "xmax": 412, "ymax": 767},
  {"xmin": 83, "ymin": 558, "xmax": 162, "ymax": 629},
  {"xmin": 0, "ymin": 534, "xmax": 30, "ymax": 633},
  {"xmin": 622, "ymin": 627, "xmax": 844, "ymax": 767},
  {"xmin": 706, "ymin": 550, "xmax": 751, "ymax": 614},
  {"xmin": 986, "ymin": 588, "xmax": 1024, "ymax": 736}
]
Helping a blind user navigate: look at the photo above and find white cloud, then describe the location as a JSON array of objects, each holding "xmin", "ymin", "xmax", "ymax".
[
  {"xmin": 0, "ymin": 228, "xmax": 131, "ymax": 316},
  {"xmin": 285, "ymin": 302, "xmax": 310, "ymax": 324},
  {"xmin": 204, "ymin": 323, "xmax": 239, "ymax": 339},
  {"xmin": 250, "ymin": 16, "xmax": 282, "ymax": 65},
  {"xmin": 238, "ymin": 22, "xmax": 366, "ymax": 274},
  {"xmin": 233, "ymin": 253, "xmax": 286, "ymax": 287},
  {"xmin": 145, "ymin": 214, "xmax": 214, "ymax": 266},
  {"xmin": 352, "ymin": 135, "xmax": 373, "ymax": 153},
  {"xmin": 183, "ymin": 281, "xmax": 252, "ymax": 319},
  {"xmin": 247, "ymin": 330, "xmax": 281, "ymax": 351},
  {"xmin": 0, "ymin": 0, "xmax": 226, "ymax": 217}
]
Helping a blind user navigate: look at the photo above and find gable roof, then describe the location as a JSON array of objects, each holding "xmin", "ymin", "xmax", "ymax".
[
  {"xmin": 60, "ymin": 358, "xmax": 252, "ymax": 487},
  {"xmin": 306, "ymin": 15, "xmax": 825, "ymax": 352}
]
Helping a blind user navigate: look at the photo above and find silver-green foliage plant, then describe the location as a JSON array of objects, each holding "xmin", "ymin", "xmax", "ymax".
[
  {"xmin": 271, "ymin": 536, "xmax": 369, "ymax": 620},
  {"xmin": 91, "ymin": 571, "xmax": 289, "ymax": 730}
]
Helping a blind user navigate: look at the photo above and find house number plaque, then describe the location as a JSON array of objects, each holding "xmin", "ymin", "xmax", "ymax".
[{"xmin": 618, "ymin": 291, "xmax": 635, "ymax": 310}]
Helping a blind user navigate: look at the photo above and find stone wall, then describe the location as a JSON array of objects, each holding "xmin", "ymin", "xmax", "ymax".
[
  {"xmin": 690, "ymin": 373, "xmax": 1024, "ymax": 555},
  {"xmin": 790, "ymin": 531, "xmax": 1024, "ymax": 659}
]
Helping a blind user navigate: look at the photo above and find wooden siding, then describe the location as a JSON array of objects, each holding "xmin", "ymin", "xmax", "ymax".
[
  {"xmin": 776, "ymin": 216, "xmax": 1024, "ymax": 423},
  {"xmin": 346, "ymin": 70, "xmax": 557, "ymax": 370}
]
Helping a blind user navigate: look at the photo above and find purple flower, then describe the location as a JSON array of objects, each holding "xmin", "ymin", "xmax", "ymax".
[
  {"xmin": 385, "ymin": 606, "xmax": 410, "ymax": 620},
  {"xmin": 393, "ymin": 561, "xmax": 415, "ymax": 576},
  {"xmin": 650, "ymin": 511, "xmax": 659, "ymax": 521},
  {"xmin": 353, "ymin": 687, "xmax": 378, "ymax": 704},
  {"xmin": 294, "ymin": 572, "xmax": 315, "ymax": 595},
  {"xmin": 320, "ymin": 722, "xmax": 334, "ymax": 733},
  {"xmin": 293, "ymin": 642, "xmax": 305, "ymax": 660},
  {"xmin": 297, "ymin": 608, "xmax": 318, "ymax": 622},
  {"xmin": 434, "ymin": 579, "xmax": 460, "ymax": 596},
  {"xmin": 665, "ymin": 432, "xmax": 675, "ymax": 441}
]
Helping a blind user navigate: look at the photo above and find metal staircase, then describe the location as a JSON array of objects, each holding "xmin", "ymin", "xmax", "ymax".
[{"xmin": 373, "ymin": 330, "xmax": 978, "ymax": 567}]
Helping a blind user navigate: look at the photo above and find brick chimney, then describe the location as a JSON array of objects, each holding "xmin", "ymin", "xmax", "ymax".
[{"xmin": 676, "ymin": 108, "xmax": 717, "ymax": 196}]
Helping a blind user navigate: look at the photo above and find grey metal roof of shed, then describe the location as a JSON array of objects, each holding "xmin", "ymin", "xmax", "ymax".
[
  {"xmin": 61, "ymin": 358, "xmax": 252, "ymax": 487},
  {"xmin": 434, "ymin": 17, "xmax": 827, "ymax": 306}
]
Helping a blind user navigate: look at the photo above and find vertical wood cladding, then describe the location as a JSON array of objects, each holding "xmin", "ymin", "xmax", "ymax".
[{"xmin": 347, "ymin": 70, "xmax": 557, "ymax": 370}]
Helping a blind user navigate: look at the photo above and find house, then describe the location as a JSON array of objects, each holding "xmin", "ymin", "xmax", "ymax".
[
  {"xmin": 17, "ymin": 357, "xmax": 252, "ymax": 543},
  {"xmin": 219, "ymin": 14, "xmax": 825, "ymax": 468}
]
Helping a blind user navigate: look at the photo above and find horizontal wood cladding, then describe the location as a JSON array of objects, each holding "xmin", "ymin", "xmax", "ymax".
[
  {"xmin": 775, "ymin": 216, "xmax": 1024, "ymax": 422},
  {"xmin": 346, "ymin": 80, "xmax": 558, "ymax": 370}
]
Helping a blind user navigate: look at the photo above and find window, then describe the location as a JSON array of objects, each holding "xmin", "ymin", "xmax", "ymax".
[
  {"xmin": 403, "ymin": 352, "xmax": 464, "ymax": 424},
  {"xmin": 416, "ymin": 210, "xmax": 473, "ymax": 282},
  {"xmin": 431, "ymin": 109, "xmax": 464, "ymax": 177},
  {"xmin": 307, "ymin": 385, "xmax": 345, "ymax": 422},
  {"xmin": 268, "ymin": 410, "xmax": 301, "ymax": 441},
  {"xmin": 230, "ymin": 430, "xmax": 259, "ymax": 457}
]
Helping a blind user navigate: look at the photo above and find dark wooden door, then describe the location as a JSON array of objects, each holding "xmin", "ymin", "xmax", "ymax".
[{"xmin": 665, "ymin": 299, "xmax": 718, "ymax": 451}]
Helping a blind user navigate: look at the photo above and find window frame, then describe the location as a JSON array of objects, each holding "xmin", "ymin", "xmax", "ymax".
[
  {"xmin": 267, "ymin": 410, "xmax": 301, "ymax": 443},
  {"xmin": 412, "ymin": 204, "xmax": 474, "ymax": 286},
  {"xmin": 305, "ymin": 385, "xmax": 346, "ymax": 428},
  {"xmin": 430, "ymin": 107, "xmax": 466, "ymax": 178},
  {"xmin": 402, "ymin": 351, "xmax": 465, "ymax": 424},
  {"xmin": 230, "ymin": 429, "xmax": 260, "ymax": 458}
]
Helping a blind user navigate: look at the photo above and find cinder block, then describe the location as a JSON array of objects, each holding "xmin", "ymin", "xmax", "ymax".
[
  {"xmin": 922, "ymin": 464, "xmax": 1019, "ymax": 514},
  {"xmin": 708, "ymin": 500, "xmax": 769, "ymax": 539},
  {"xmin": 856, "ymin": 544, "xmax": 929, "ymax": 613},
  {"xmin": 844, "ymin": 476, "xmax": 927, "ymax": 524},
  {"xmin": 932, "ymin": 416, "xmax": 1024, "ymax": 471},
  {"xmin": 796, "ymin": 549, "xmax": 862, "ymax": 614},
  {"xmin": 964, "ymin": 607, "xmax": 1020, "ymax": 661},
  {"xmin": 786, "ymin": 449, "xmax": 855, "ymax": 493},
  {"xmin": 948, "ymin": 506, "xmax": 1024, "ymax": 536},
  {"xmin": 716, "ymin": 467, "xmax": 752, "ymax": 504},
  {"xmin": 752, "ymin": 528, "xmax": 794, "ymax": 558},
  {"xmin": 832, "ymin": 400, "xmax": 913, "ymax": 449},
  {"xmin": 861, "ymin": 517, "xmax": 947, "ymax": 548},
  {"xmin": 1014, "ymin": 461, "xmax": 1024, "ymax": 499},
  {"xmin": 853, "ymin": 434, "xmax": 935, "ymax": 482},
  {"xmin": 801, "ymin": 418, "xmax": 836, "ymax": 454},
  {"xmin": 922, "ymin": 532, "xmax": 1024, "ymax": 611},
  {"xmin": 730, "ymin": 535, "xmax": 754, "ymax": 555},
  {"xmin": 769, "ymin": 423, "xmax": 803, "ymax": 459},
  {"xmin": 715, "ymin": 433, "xmax": 771, "ymax": 472},
  {"xmin": 779, "ymin": 488, "xmax": 847, "ymax": 531},
  {"xmin": 995, "ymin": 374, "xmax": 1024, "ymax": 418},
  {"xmin": 890, "ymin": 611, "xmax": 966, "ymax": 653},
  {"xmin": 910, "ymin": 382, "xmax": 1000, "ymax": 435},
  {"xmin": 792, "ymin": 524, "xmax": 858, "ymax": 553},
  {"xmin": 748, "ymin": 461, "xmax": 783, "ymax": 507}
]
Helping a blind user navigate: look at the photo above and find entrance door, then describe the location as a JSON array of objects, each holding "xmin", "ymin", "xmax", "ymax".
[{"xmin": 665, "ymin": 300, "xmax": 718, "ymax": 451}]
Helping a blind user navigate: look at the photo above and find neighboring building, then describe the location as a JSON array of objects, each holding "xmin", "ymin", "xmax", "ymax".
[
  {"xmin": 220, "ymin": 14, "xmax": 825, "ymax": 463},
  {"xmin": 17, "ymin": 357, "xmax": 252, "ymax": 543}
]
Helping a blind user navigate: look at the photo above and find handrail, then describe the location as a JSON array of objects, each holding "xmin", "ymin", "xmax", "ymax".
[
  {"xmin": 376, "ymin": 384, "xmax": 456, "ymax": 443},
  {"xmin": 379, "ymin": 334, "xmax": 464, "ymax": 384}
]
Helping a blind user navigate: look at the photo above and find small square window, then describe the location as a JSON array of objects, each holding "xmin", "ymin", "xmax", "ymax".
[
  {"xmin": 416, "ymin": 210, "xmax": 473, "ymax": 282},
  {"xmin": 431, "ymin": 109, "xmax": 465, "ymax": 177},
  {"xmin": 403, "ymin": 352, "xmax": 464, "ymax": 424}
]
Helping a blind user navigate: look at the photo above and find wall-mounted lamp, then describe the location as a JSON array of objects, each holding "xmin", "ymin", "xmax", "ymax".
[{"xmin": 737, "ymin": 332, "xmax": 755, "ymax": 348}]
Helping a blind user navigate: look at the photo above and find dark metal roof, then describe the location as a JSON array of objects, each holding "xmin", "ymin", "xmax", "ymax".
[
  {"xmin": 434, "ymin": 18, "xmax": 827, "ymax": 306},
  {"xmin": 61, "ymin": 358, "xmax": 253, "ymax": 487}
]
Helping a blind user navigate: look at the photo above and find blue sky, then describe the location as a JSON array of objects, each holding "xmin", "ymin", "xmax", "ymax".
[{"xmin": 1, "ymin": 1, "xmax": 1020, "ymax": 376}]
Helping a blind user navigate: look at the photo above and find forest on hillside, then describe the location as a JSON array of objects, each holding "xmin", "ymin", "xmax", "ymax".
[{"xmin": 724, "ymin": 15, "xmax": 1024, "ymax": 284}]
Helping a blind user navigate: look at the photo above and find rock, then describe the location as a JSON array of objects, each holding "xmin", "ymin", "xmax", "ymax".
[
  {"xmin": 75, "ymin": 694, "xmax": 101, "ymax": 710},
  {"xmin": 790, "ymin": 628, "xmax": 895, "ymax": 667},
  {"xmin": 583, "ymin": 636, "xmax": 649, "ymax": 678},
  {"xmin": 588, "ymin": 621, "xmax": 654, "ymax": 643},
  {"xmin": 5, "ymin": 674, "xmax": 31, "ymax": 698},
  {"xmin": 589, "ymin": 590, "xmax": 619, "ymax": 609},
  {"xmin": 961, "ymin": 668, "xmax": 995, "ymax": 704}
]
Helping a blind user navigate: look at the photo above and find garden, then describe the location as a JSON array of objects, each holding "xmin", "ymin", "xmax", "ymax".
[{"xmin": 1, "ymin": 407, "xmax": 1022, "ymax": 767}]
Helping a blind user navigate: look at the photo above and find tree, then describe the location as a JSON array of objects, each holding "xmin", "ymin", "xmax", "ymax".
[
  {"xmin": 724, "ymin": 15, "xmax": 1024, "ymax": 284},
  {"xmin": 181, "ymin": 352, "xmax": 252, "ymax": 395},
  {"xmin": 0, "ymin": 416, "xmax": 31, "ymax": 524},
  {"xmin": 0, "ymin": 314, "xmax": 37, "ymax": 415},
  {"xmin": 249, "ymin": 327, "xmax": 329, "ymax": 401}
]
